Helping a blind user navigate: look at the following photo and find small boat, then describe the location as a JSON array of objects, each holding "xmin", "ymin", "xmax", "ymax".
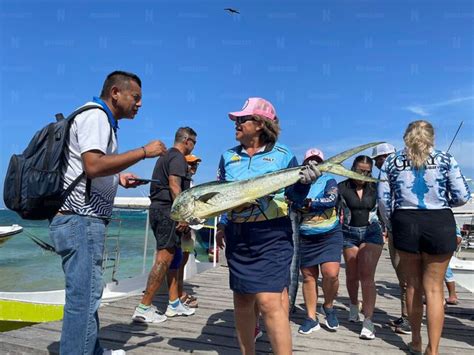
[
  {"xmin": 0, "ymin": 225, "xmax": 23, "ymax": 246},
  {"xmin": 450, "ymin": 256, "xmax": 474, "ymax": 293}
]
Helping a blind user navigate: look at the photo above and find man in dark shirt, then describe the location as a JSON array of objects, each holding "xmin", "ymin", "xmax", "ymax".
[{"xmin": 132, "ymin": 127, "xmax": 198, "ymax": 323}]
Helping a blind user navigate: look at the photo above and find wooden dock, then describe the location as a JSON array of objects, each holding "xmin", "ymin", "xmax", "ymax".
[{"xmin": 1, "ymin": 248, "xmax": 473, "ymax": 354}]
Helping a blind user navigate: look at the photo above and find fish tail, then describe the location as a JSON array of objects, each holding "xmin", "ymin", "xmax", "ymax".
[
  {"xmin": 324, "ymin": 164, "xmax": 381, "ymax": 183},
  {"xmin": 325, "ymin": 142, "xmax": 384, "ymax": 164}
]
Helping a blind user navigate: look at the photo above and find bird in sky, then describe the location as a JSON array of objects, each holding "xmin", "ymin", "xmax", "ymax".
[{"xmin": 224, "ymin": 8, "xmax": 240, "ymax": 15}]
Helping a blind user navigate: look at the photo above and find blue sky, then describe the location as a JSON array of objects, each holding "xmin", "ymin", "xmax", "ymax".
[{"xmin": 1, "ymin": 0, "xmax": 473, "ymax": 204}]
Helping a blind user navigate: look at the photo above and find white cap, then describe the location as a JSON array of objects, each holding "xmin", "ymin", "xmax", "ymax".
[{"xmin": 371, "ymin": 143, "xmax": 395, "ymax": 158}]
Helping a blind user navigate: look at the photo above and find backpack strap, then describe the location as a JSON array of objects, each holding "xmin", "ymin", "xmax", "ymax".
[{"xmin": 60, "ymin": 104, "xmax": 113, "ymax": 205}]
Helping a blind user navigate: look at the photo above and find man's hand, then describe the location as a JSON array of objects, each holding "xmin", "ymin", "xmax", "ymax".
[
  {"xmin": 216, "ymin": 229, "xmax": 226, "ymax": 249},
  {"xmin": 143, "ymin": 140, "xmax": 167, "ymax": 158},
  {"xmin": 176, "ymin": 221, "xmax": 190, "ymax": 234},
  {"xmin": 299, "ymin": 160, "xmax": 322, "ymax": 184},
  {"xmin": 119, "ymin": 172, "xmax": 146, "ymax": 188}
]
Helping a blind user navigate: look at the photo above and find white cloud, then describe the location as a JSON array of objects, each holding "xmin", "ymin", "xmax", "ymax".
[{"xmin": 404, "ymin": 95, "xmax": 474, "ymax": 116}]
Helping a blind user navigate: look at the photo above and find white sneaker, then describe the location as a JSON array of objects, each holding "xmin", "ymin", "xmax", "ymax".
[
  {"xmin": 360, "ymin": 318, "xmax": 375, "ymax": 340},
  {"xmin": 165, "ymin": 301, "xmax": 196, "ymax": 317},
  {"xmin": 132, "ymin": 305, "xmax": 167, "ymax": 324},
  {"xmin": 103, "ymin": 349, "xmax": 126, "ymax": 355},
  {"xmin": 348, "ymin": 303, "xmax": 360, "ymax": 322}
]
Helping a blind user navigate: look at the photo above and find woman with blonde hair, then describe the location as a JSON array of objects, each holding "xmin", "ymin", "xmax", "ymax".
[{"xmin": 378, "ymin": 120, "xmax": 471, "ymax": 354}]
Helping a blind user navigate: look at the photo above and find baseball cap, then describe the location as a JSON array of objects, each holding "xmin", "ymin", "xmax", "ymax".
[
  {"xmin": 372, "ymin": 143, "xmax": 395, "ymax": 158},
  {"xmin": 185, "ymin": 154, "xmax": 201, "ymax": 163},
  {"xmin": 228, "ymin": 97, "xmax": 277, "ymax": 121},
  {"xmin": 303, "ymin": 148, "xmax": 324, "ymax": 163}
]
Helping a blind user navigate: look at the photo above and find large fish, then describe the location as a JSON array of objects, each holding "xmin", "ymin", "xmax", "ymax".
[{"xmin": 170, "ymin": 142, "xmax": 383, "ymax": 227}]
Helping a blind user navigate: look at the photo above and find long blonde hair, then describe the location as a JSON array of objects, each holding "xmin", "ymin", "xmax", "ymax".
[{"xmin": 403, "ymin": 120, "xmax": 434, "ymax": 169}]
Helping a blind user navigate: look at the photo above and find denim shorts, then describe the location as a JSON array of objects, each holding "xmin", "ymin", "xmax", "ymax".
[{"xmin": 342, "ymin": 223, "xmax": 383, "ymax": 249}]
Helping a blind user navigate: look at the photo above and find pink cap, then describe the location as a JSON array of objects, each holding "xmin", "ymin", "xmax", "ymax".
[
  {"xmin": 303, "ymin": 148, "xmax": 324, "ymax": 163},
  {"xmin": 228, "ymin": 97, "xmax": 277, "ymax": 121}
]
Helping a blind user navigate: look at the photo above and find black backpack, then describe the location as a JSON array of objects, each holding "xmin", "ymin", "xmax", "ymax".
[{"xmin": 3, "ymin": 105, "xmax": 109, "ymax": 220}]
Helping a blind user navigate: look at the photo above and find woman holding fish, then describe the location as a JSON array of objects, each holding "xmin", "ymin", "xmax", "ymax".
[
  {"xmin": 215, "ymin": 97, "xmax": 320, "ymax": 354},
  {"xmin": 291, "ymin": 148, "xmax": 343, "ymax": 335}
]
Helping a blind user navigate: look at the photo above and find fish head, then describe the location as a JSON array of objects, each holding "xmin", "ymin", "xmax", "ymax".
[{"xmin": 170, "ymin": 192, "xmax": 196, "ymax": 222}]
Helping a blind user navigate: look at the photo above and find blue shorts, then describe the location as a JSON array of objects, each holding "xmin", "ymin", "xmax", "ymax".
[{"xmin": 342, "ymin": 223, "xmax": 383, "ymax": 249}]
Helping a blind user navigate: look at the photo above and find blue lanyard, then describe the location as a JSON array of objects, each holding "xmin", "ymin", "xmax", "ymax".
[{"xmin": 92, "ymin": 96, "xmax": 119, "ymax": 132}]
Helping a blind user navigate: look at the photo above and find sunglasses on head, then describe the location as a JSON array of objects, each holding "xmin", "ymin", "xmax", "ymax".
[{"xmin": 235, "ymin": 116, "xmax": 256, "ymax": 125}]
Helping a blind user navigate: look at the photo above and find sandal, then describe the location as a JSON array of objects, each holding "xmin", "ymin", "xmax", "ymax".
[
  {"xmin": 445, "ymin": 298, "xmax": 459, "ymax": 305},
  {"xmin": 181, "ymin": 294, "xmax": 198, "ymax": 308},
  {"xmin": 407, "ymin": 342, "xmax": 422, "ymax": 355}
]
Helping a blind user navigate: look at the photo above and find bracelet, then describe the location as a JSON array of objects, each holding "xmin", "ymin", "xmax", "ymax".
[{"xmin": 141, "ymin": 146, "xmax": 147, "ymax": 159}]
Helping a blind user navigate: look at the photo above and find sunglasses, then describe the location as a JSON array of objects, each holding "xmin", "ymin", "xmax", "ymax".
[
  {"xmin": 185, "ymin": 137, "xmax": 197, "ymax": 145},
  {"xmin": 354, "ymin": 168, "xmax": 372, "ymax": 176},
  {"xmin": 235, "ymin": 116, "xmax": 256, "ymax": 125}
]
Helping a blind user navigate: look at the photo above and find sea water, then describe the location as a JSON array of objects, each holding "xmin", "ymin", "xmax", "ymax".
[{"xmin": 0, "ymin": 209, "xmax": 213, "ymax": 292}]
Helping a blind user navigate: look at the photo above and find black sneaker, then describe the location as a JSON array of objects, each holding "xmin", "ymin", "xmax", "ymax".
[
  {"xmin": 389, "ymin": 316, "xmax": 404, "ymax": 327},
  {"xmin": 395, "ymin": 317, "xmax": 412, "ymax": 335}
]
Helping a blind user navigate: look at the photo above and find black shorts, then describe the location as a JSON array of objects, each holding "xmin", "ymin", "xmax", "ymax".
[
  {"xmin": 150, "ymin": 206, "xmax": 180, "ymax": 250},
  {"xmin": 392, "ymin": 209, "xmax": 456, "ymax": 255}
]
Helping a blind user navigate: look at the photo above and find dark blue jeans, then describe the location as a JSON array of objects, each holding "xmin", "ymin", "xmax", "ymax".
[{"xmin": 49, "ymin": 214, "xmax": 106, "ymax": 355}]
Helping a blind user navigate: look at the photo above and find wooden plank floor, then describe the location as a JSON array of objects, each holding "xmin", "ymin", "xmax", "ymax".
[{"xmin": 1, "ymin": 248, "xmax": 473, "ymax": 354}]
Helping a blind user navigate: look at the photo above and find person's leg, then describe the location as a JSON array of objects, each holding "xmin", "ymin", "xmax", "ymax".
[
  {"xmin": 178, "ymin": 251, "xmax": 190, "ymax": 299},
  {"xmin": 422, "ymin": 253, "xmax": 452, "ymax": 355},
  {"xmin": 320, "ymin": 262, "xmax": 340, "ymax": 308},
  {"xmin": 444, "ymin": 265, "xmax": 458, "ymax": 304},
  {"xmin": 301, "ymin": 266, "xmax": 319, "ymax": 319},
  {"xmin": 343, "ymin": 247, "xmax": 360, "ymax": 306},
  {"xmin": 398, "ymin": 250, "xmax": 423, "ymax": 352},
  {"xmin": 256, "ymin": 292, "xmax": 292, "ymax": 355},
  {"xmin": 281, "ymin": 287, "xmax": 290, "ymax": 319},
  {"xmin": 234, "ymin": 293, "xmax": 257, "ymax": 354},
  {"xmin": 167, "ymin": 247, "xmax": 182, "ymax": 302},
  {"xmin": 388, "ymin": 232, "xmax": 408, "ymax": 318},
  {"xmin": 357, "ymin": 243, "xmax": 383, "ymax": 319},
  {"xmin": 141, "ymin": 248, "xmax": 175, "ymax": 305},
  {"xmin": 49, "ymin": 215, "xmax": 106, "ymax": 355}
]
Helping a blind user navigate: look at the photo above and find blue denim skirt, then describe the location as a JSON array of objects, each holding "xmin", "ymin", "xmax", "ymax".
[
  {"xmin": 300, "ymin": 225, "xmax": 343, "ymax": 268},
  {"xmin": 225, "ymin": 217, "xmax": 293, "ymax": 294}
]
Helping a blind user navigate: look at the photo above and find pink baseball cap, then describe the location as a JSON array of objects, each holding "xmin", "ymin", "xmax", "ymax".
[
  {"xmin": 303, "ymin": 148, "xmax": 324, "ymax": 163},
  {"xmin": 228, "ymin": 97, "xmax": 277, "ymax": 121}
]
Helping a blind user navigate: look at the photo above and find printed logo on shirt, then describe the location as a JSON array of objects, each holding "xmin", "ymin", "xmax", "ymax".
[
  {"xmin": 262, "ymin": 157, "xmax": 275, "ymax": 162},
  {"xmin": 393, "ymin": 154, "xmax": 438, "ymax": 171},
  {"xmin": 230, "ymin": 154, "xmax": 241, "ymax": 164}
]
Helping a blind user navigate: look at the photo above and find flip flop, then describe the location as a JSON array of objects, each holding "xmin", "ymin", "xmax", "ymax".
[
  {"xmin": 445, "ymin": 298, "xmax": 459, "ymax": 305},
  {"xmin": 407, "ymin": 342, "xmax": 422, "ymax": 355}
]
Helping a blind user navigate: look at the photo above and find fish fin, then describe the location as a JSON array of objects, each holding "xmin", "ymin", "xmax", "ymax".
[
  {"xmin": 325, "ymin": 142, "xmax": 384, "ymax": 164},
  {"xmin": 325, "ymin": 164, "xmax": 383, "ymax": 183},
  {"xmin": 197, "ymin": 192, "xmax": 220, "ymax": 203}
]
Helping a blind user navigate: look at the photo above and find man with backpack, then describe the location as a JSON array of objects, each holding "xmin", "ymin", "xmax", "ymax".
[{"xmin": 49, "ymin": 71, "xmax": 166, "ymax": 355}]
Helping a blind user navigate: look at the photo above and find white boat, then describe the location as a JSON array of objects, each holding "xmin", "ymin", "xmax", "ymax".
[
  {"xmin": 449, "ymin": 256, "xmax": 474, "ymax": 293},
  {"xmin": 0, "ymin": 224, "xmax": 23, "ymax": 246}
]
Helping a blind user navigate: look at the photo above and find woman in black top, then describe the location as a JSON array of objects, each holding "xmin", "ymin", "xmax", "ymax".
[{"xmin": 338, "ymin": 155, "xmax": 383, "ymax": 340}]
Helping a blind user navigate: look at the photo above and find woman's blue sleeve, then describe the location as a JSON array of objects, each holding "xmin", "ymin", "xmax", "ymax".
[
  {"xmin": 309, "ymin": 179, "xmax": 338, "ymax": 212},
  {"xmin": 285, "ymin": 156, "xmax": 310, "ymax": 203}
]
